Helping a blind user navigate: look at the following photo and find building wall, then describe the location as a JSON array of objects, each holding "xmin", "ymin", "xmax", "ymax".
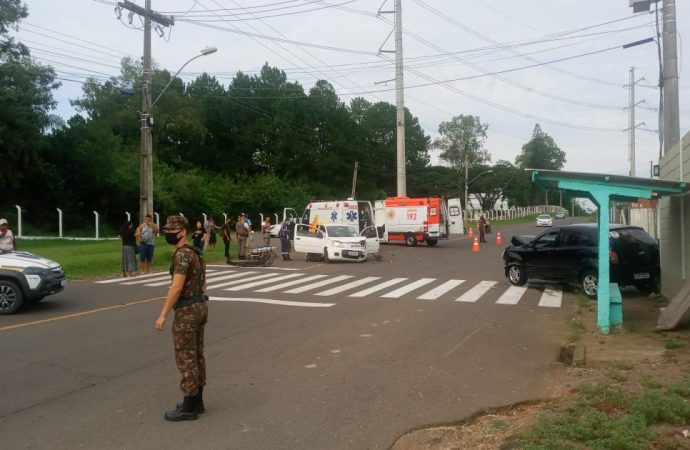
[{"xmin": 659, "ymin": 130, "xmax": 690, "ymax": 297}]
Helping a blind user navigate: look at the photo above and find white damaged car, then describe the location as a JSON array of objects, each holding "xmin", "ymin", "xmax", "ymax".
[
  {"xmin": 0, "ymin": 250, "xmax": 66, "ymax": 314},
  {"xmin": 294, "ymin": 223, "xmax": 379, "ymax": 263}
]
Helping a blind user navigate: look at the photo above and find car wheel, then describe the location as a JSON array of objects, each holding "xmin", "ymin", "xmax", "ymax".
[
  {"xmin": 323, "ymin": 248, "xmax": 330, "ymax": 263},
  {"xmin": 405, "ymin": 233, "xmax": 417, "ymax": 247},
  {"xmin": 0, "ymin": 280, "xmax": 23, "ymax": 315},
  {"xmin": 426, "ymin": 239, "xmax": 438, "ymax": 247},
  {"xmin": 580, "ymin": 270, "xmax": 598, "ymax": 299},
  {"xmin": 507, "ymin": 264, "xmax": 527, "ymax": 286}
]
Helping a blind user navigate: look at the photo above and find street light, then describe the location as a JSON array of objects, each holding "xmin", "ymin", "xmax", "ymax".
[
  {"xmin": 139, "ymin": 46, "xmax": 217, "ymax": 223},
  {"xmin": 150, "ymin": 47, "xmax": 217, "ymax": 108},
  {"xmin": 464, "ymin": 169, "xmax": 493, "ymax": 232}
]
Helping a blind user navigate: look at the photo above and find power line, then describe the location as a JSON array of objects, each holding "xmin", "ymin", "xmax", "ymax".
[
  {"xmin": 406, "ymin": 0, "xmax": 652, "ymax": 111},
  {"xmin": 176, "ymin": 16, "xmax": 378, "ymax": 55}
]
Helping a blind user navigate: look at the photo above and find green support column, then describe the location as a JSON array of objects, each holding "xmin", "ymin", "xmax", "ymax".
[{"xmin": 591, "ymin": 192, "xmax": 612, "ymax": 333}]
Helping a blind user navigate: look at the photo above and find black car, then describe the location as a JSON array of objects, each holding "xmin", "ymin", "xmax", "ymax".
[{"xmin": 502, "ymin": 224, "xmax": 659, "ymax": 298}]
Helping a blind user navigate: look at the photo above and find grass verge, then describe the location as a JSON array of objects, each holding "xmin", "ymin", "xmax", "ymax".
[{"xmin": 16, "ymin": 236, "xmax": 241, "ymax": 280}]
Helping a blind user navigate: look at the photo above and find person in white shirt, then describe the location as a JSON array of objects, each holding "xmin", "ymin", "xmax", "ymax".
[
  {"xmin": 0, "ymin": 218, "xmax": 16, "ymax": 252},
  {"xmin": 261, "ymin": 216, "xmax": 271, "ymax": 246}
]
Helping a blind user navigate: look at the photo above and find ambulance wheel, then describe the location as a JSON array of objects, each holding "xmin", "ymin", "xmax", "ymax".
[
  {"xmin": 323, "ymin": 248, "xmax": 330, "ymax": 263},
  {"xmin": 405, "ymin": 233, "xmax": 417, "ymax": 247},
  {"xmin": 426, "ymin": 239, "xmax": 438, "ymax": 247}
]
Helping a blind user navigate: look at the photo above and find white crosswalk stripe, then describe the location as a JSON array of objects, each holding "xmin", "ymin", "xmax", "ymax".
[
  {"xmin": 348, "ymin": 278, "xmax": 408, "ymax": 297},
  {"xmin": 284, "ymin": 275, "xmax": 354, "ymax": 294},
  {"xmin": 224, "ymin": 273, "xmax": 304, "ymax": 291},
  {"xmin": 120, "ymin": 270, "xmax": 220, "ymax": 286},
  {"xmin": 456, "ymin": 281, "xmax": 498, "ymax": 303},
  {"xmin": 255, "ymin": 274, "xmax": 328, "ymax": 292},
  {"xmin": 94, "ymin": 269, "xmax": 566, "ymax": 308},
  {"xmin": 145, "ymin": 271, "xmax": 240, "ymax": 287},
  {"xmin": 417, "ymin": 279, "xmax": 465, "ymax": 300},
  {"xmin": 207, "ymin": 272, "xmax": 259, "ymax": 289},
  {"xmin": 220, "ymin": 273, "xmax": 281, "ymax": 289},
  {"xmin": 381, "ymin": 278, "xmax": 436, "ymax": 298},
  {"xmin": 314, "ymin": 277, "xmax": 381, "ymax": 297},
  {"xmin": 496, "ymin": 286, "xmax": 528, "ymax": 305},
  {"xmin": 538, "ymin": 285, "xmax": 563, "ymax": 308}
]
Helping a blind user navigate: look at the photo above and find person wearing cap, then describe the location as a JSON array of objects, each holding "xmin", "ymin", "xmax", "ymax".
[
  {"xmin": 0, "ymin": 218, "xmax": 16, "ymax": 252},
  {"xmin": 155, "ymin": 215, "xmax": 208, "ymax": 422}
]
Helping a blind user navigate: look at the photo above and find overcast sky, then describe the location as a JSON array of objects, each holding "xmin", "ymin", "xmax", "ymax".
[{"xmin": 14, "ymin": 0, "xmax": 689, "ymax": 177}]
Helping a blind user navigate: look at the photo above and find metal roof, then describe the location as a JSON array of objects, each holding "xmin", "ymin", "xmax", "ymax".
[{"xmin": 530, "ymin": 169, "xmax": 688, "ymax": 200}]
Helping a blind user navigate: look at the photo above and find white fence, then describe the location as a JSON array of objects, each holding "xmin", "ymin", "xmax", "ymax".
[{"xmin": 465, "ymin": 204, "xmax": 566, "ymax": 222}]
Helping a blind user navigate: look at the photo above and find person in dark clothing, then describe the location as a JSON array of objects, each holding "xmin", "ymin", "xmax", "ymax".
[
  {"xmin": 279, "ymin": 218, "xmax": 292, "ymax": 261},
  {"xmin": 221, "ymin": 217, "xmax": 233, "ymax": 259},
  {"xmin": 479, "ymin": 215, "xmax": 487, "ymax": 243},
  {"xmin": 119, "ymin": 221, "xmax": 138, "ymax": 277},
  {"xmin": 192, "ymin": 221, "xmax": 205, "ymax": 251}
]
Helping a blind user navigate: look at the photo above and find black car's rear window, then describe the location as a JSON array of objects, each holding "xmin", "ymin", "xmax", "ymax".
[{"xmin": 609, "ymin": 228, "xmax": 656, "ymax": 245}]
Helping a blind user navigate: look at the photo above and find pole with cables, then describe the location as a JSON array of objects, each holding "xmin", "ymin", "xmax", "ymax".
[{"xmin": 394, "ymin": 0, "xmax": 406, "ymax": 197}]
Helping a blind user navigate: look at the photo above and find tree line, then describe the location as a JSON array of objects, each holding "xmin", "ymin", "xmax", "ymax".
[{"xmin": 0, "ymin": 0, "xmax": 568, "ymax": 233}]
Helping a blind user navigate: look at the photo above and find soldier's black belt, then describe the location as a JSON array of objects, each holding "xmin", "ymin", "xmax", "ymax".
[{"xmin": 174, "ymin": 293, "xmax": 208, "ymax": 310}]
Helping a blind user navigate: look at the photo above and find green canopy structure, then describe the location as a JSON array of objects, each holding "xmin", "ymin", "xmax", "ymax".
[{"xmin": 531, "ymin": 170, "xmax": 688, "ymax": 333}]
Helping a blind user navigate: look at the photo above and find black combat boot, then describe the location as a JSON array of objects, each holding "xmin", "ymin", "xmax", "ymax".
[
  {"xmin": 196, "ymin": 386, "xmax": 205, "ymax": 414},
  {"xmin": 164, "ymin": 396, "xmax": 199, "ymax": 421},
  {"xmin": 174, "ymin": 387, "xmax": 205, "ymax": 414}
]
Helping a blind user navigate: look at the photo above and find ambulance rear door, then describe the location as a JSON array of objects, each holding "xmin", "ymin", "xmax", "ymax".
[{"xmin": 447, "ymin": 198, "xmax": 464, "ymax": 235}]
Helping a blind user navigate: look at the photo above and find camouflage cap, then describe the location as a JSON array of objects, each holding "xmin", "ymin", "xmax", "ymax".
[{"xmin": 162, "ymin": 215, "xmax": 189, "ymax": 231}]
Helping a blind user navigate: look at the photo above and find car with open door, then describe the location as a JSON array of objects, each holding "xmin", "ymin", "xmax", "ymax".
[
  {"xmin": 502, "ymin": 224, "xmax": 660, "ymax": 298},
  {"xmin": 293, "ymin": 223, "xmax": 379, "ymax": 263}
]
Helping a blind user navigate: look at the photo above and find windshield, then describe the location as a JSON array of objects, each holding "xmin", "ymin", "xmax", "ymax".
[
  {"xmin": 327, "ymin": 225, "xmax": 358, "ymax": 238},
  {"xmin": 537, "ymin": 215, "xmax": 551, "ymax": 219}
]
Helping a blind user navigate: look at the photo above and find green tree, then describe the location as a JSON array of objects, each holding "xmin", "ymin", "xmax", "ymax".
[
  {"xmin": 434, "ymin": 115, "xmax": 490, "ymax": 170},
  {"xmin": 515, "ymin": 124, "xmax": 566, "ymax": 170},
  {"xmin": 0, "ymin": 0, "xmax": 60, "ymax": 197}
]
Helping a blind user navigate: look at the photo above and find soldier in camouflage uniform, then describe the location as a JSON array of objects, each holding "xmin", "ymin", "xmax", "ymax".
[{"xmin": 155, "ymin": 215, "xmax": 208, "ymax": 421}]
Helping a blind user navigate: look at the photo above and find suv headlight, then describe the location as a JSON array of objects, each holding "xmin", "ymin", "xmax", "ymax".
[{"xmin": 24, "ymin": 267, "xmax": 52, "ymax": 277}]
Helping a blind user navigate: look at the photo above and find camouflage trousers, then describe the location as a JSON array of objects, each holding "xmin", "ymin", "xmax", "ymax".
[{"xmin": 172, "ymin": 301, "xmax": 208, "ymax": 396}]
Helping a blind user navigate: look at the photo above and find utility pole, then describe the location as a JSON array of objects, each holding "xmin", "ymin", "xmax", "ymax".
[
  {"xmin": 377, "ymin": 0, "xmax": 406, "ymax": 196},
  {"xmin": 351, "ymin": 161, "xmax": 359, "ymax": 199},
  {"xmin": 662, "ymin": 0, "xmax": 680, "ymax": 159},
  {"xmin": 394, "ymin": 0, "xmax": 406, "ymax": 196},
  {"xmin": 623, "ymin": 66, "xmax": 647, "ymax": 177},
  {"xmin": 116, "ymin": 1, "xmax": 174, "ymax": 223},
  {"xmin": 463, "ymin": 151, "xmax": 469, "ymax": 231}
]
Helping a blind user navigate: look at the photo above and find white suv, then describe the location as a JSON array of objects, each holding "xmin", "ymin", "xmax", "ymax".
[{"xmin": 0, "ymin": 250, "xmax": 66, "ymax": 314}]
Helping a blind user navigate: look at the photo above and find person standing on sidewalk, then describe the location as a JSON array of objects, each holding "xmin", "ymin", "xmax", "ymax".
[
  {"xmin": 155, "ymin": 215, "xmax": 208, "ymax": 422},
  {"xmin": 261, "ymin": 215, "xmax": 271, "ymax": 246},
  {"xmin": 235, "ymin": 214, "xmax": 249, "ymax": 259},
  {"xmin": 135, "ymin": 214, "xmax": 159, "ymax": 274},
  {"xmin": 221, "ymin": 217, "xmax": 233, "ymax": 260},
  {"xmin": 0, "ymin": 218, "xmax": 16, "ymax": 251}
]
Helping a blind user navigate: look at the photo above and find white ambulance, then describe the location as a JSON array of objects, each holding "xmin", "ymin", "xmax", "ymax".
[{"xmin": 291, "ymin": 199, "xmax": 381, "ymax": 260}]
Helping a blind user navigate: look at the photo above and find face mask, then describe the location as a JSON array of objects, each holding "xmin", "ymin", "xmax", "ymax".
[{"xmin": 165, "ymin": 231, "xmax": 182, "ymax": 245}]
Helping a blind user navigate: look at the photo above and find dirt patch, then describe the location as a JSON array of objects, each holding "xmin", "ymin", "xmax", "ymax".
[{"xmin": 391, "ymin": 294, "xmax": 690, "ymax": 450}]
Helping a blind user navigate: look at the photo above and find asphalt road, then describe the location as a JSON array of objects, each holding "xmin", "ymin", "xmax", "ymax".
[{"xmin": 0, "ymin": 219, "xmax": 577, "ymax": 450}]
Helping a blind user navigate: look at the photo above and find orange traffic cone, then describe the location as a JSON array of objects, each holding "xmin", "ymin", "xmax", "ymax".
[
  {"xmin": 468, "ymin": 226, "xmax": 473, "ymax": 237},
  {"xmin": 496, "ymin": 232, "xmax": 503, "ymax": 245},
  {"xmin": 472, "ymin": 236, "xmax": 481, "ymax": 252}
]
